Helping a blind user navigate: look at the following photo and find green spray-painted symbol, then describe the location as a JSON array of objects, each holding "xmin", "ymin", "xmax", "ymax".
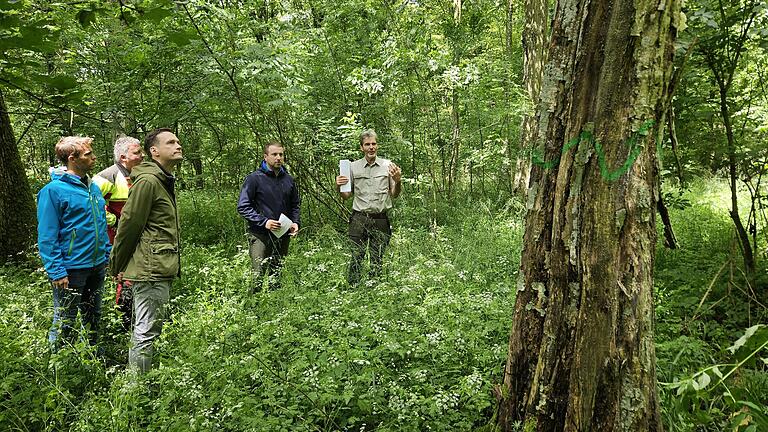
[{"xmin": 531, "ymin": 119, "xmax": 656, "ymax": 181}]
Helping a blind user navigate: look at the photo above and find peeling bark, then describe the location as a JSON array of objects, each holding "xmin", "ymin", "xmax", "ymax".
[
  {"xmin": 497, "ymin": 0, "xmax": 681, "ymax": 430},
  {"xmin": 513, "ymin": 0, "xmax": 549, "ymax": 196}
]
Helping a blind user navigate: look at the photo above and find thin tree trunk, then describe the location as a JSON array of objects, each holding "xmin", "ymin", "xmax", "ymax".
[
  {"xmin": 718, "ymin": 81, "xmax": 755, "ymax": 274},
  {"xmin": 657, "ymin": 189, "xmax": 678, "ymax": 249},
  {"xmin": 0, "ymin": 89, "xmax": 37, "ymax": 262},
  {"xmin": 496, "ymin": 0, "xmax": 681, "ymax": 429},
  {"xmin": 447, "ymin": 89, "xmax": 460, "ymax": 197},
  {"xmin": 667, "ymin": 106, "xmax": 685, "ymax": 184},
  {"xmin": 503, "ymin": 0, "xmax": 516, "ymax": 193}
]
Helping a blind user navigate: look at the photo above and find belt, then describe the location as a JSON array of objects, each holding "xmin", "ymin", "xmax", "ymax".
[{"xmin": 353, "ymin": 210, "xmax": 388, "ymax": 219}]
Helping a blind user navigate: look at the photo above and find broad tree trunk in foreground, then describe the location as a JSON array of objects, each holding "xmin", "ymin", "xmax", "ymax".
[
  {"xmin": 496, "ymin": 0, "xmax": 682, "ymax": 430},
  {"xmin": 0, "ymin": 89, "xmax": 37, "ymax": 263}
]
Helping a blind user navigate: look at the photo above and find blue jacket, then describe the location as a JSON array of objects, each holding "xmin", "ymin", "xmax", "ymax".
[
  {"xmin": 237, "ymin": 161, "xmax": 301, "ymax": 237},
  {"xmin": 37, "ymin": 170, "xmax": 111, "ymax": 280}
]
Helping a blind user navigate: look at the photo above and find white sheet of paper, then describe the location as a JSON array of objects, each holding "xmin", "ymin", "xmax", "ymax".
[
  {"xmin": 275, "ymin": 213, "xmax": 292, "ymax": 238},
  {"xmin": 339, "ymin": 159, "xmax": 352, "ymax": 193}
]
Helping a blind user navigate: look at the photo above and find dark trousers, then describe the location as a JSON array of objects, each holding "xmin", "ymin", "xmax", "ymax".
[
  {"xmin": 48, "ymin": 263, "xmax": 106, "ymax": 351},
  {"xmin": 347, "ymin": 211, "xmax": 391, "ymax": 286},
  {"xmin": 248, "ymin": 232, "xmax": 290, "ymax": 291}
]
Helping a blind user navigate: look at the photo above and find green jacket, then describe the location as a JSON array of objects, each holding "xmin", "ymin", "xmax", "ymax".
[{"xmin": 110, "ymin": 160, "xmax": 181, "ymax": 281}]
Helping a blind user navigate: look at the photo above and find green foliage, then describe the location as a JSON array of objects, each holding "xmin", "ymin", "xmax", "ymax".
[
  {"xmin": 176, "ymin": 189, "xmax": 244, "ymax": 249},
  {"xmin": 0, "ymin": 195, "xmax": 522, "ymax": 431},
  {"xmin": 655, "ymin": 178, "xmax": 768, "ymax": 432},
  {"xmin": 662, "ymin": 326, "xmax": 768, "ymax": 432}
]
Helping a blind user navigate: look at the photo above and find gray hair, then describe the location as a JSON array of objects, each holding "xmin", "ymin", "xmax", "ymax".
[
  {"xmin": 359, "ymin": 129, "xmax": 377, "ymax": 145},
  {"xmin": 114, "ymin": 136, "xmax": 140, "ymax": 164}
]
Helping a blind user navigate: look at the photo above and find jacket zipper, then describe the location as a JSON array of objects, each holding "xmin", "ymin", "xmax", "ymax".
[{"xmin": 89, "ymin": 190, "xmax": 101, "ymax": 265}]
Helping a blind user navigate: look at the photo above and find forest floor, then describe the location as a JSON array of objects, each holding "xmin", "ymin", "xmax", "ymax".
[{"xmin": 0, "ymin": 178, "xmax": 765, "ymax": 431}]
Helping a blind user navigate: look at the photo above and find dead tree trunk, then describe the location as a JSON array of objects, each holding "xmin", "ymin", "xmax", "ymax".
[{"xmin": 496, "ymin": 0, "xmax": 682, "ymax": 430}]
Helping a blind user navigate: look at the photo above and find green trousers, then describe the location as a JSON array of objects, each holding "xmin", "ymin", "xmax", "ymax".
[{"xmin": 129, "ymin": 280, "xmax": 171, "ymax": 373}]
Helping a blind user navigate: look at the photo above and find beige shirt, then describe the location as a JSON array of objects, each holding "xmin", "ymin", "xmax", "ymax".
[{"xmin": 350, "ymin": 157, "xmax": 395, "ymax": 213}]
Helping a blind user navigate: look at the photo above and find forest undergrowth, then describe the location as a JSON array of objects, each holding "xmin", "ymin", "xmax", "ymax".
[{"xmin": 0, "ymin": 178, "xmax": 766, "ymax": 431}]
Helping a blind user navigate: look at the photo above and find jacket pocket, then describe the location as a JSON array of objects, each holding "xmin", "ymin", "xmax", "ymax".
[{"xmin": 150, "ymin": 242, "xmax": 179, "ymax": 278}]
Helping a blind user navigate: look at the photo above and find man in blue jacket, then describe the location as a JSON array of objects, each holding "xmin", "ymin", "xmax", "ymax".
[
  {"xmin": 237, "ymin": 141, "xmax": 300, "ymax": 291},
  {"xmin": 37, "ymin": 136, "xmax": 111, "ymax": 351}
]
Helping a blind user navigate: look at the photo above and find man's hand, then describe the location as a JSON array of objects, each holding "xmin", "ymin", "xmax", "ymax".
[
  {"xmin": 336, "ymin": 175, "xmax": 349, "ymax": 187},
  {"xmin": 265, "ymin": 219, "xmax": 282, "ymax": 231},
  {"xmin": 388, "ymin": 163, "xmax": 402, "ymax": 183},
  {"xmin": 289, "ymin": 223, "xmax": 299, "ymax": 236},
  {"xmin": 52, "ymin": 276, "xmax": 69, "ymax": 290}
]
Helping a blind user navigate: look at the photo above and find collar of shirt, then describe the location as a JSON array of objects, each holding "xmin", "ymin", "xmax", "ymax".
[
  {"xmin": 365, "ymin": 157, "xmax": 381, "ymax": 168},
  {"xmin": 260, "ymin": 160, "xmax": 286, "ymax": 176}
]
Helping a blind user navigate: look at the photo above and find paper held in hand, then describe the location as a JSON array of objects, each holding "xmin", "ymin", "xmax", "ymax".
[
  {"xmin": 275, "ymin": 213, "xmax": 293, "ymax": 238},
  {"xmin": 339, "ymin": 159, "xmax": 352, "ymax": 193}
]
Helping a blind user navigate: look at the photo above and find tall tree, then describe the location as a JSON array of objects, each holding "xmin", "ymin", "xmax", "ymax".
[
  {"xmin": 0, "ymin": 89, "xmax": 37, "ymax": 262},
  {"xmin": 496, "ymin": 0, "xmax": 683, "ymax": 430},
  {"xmin": 692, "ymin": 0, "xmax": 766, "ymax": 274}
]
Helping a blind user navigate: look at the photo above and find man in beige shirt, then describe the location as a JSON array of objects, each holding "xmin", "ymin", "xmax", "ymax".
[{"xmin": 336, "ymin": 129, "xmax": 402, "ymax": 285}]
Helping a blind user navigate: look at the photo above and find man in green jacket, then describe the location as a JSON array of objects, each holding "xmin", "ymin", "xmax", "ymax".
[{"xmin": 110, "ymin": 128, "xmax": 182, "ymax": 372}]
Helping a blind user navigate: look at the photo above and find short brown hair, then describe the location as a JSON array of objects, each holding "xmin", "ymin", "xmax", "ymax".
[
  {"xmin": 55, "ymin": 136, "xmax": 93, "ymax": 164},
  {"xmin": 263, "ymin": 141, "xmax": 284, "ymax": 155}
]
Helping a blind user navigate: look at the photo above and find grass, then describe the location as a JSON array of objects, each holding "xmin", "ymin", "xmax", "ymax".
[
  {"xmin": 1, "ymin": 190, "xmax": 522, "ymax": 431},
  {"xmin": 0, "ymin": 178, "xmax": 765, "ymax": 431}
]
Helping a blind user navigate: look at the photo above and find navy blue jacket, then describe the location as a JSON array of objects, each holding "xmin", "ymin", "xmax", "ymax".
[{"xmin": 237, "ymin": 161, "xmax": 301, "ymax": 237}]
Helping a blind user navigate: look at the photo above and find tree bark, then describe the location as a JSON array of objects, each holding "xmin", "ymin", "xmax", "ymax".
[
  {"xmin": 496, "ymin": 0, "xmax": 682, "ymax": 430},
  {"xmin": 512, "ymin": 0, "xmax": 548, "ymax": 196},
  {"xmin": 0, "ymin": 89, "xmax": 37, "ymax": 263}
]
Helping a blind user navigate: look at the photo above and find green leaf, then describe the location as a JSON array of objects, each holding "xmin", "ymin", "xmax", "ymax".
[
  {"xmin": 356, "ymin": 398, "xmax": 371, "ymax": 412},
  {"xmin": 0, "ymin": 0, "xmax": 24, "ymax": 11},
  {"xmin": 738, "ymin": 400, "xmax": 761, "ymax": 411},
  {"xmin": 711, "ymin": 365, "xmax": 723, "ymax": 379},
  {"xmin": 143, "ymin": 7, "xmax": 173, "ymax": 23},
  {"xmin": 11, "ymin": 22, "xmax": 59, "ymax": 53},
  {"xmin": 728, "ymin": 325, "xmax": 764, "ymax": 354},
  {"xmin": 166, "ymin": 29, "xmax": 198, "ymax": 46},
  {"xmin": 730, "ymin": 412, "xmax": 749, "ymax": 429},
  {"xmin": 695, "ymin": 372, "xmax": 711, "ymax": 390},
  {"xmin": 45, "ymin": 75, "xmax": 78, "ymax": 91},
  {"xmin": 77, "ymin": 9, "xmax": 96, "ymax": 27}
]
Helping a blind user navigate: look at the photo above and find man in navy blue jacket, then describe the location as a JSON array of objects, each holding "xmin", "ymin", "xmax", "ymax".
[
  {"xmin": 237, "ymin": 141, "xmax": 300, "ymax": 291},
  {"xmin": 37, "ymin": 136, "xmax": 111, "ymax": 351}
]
